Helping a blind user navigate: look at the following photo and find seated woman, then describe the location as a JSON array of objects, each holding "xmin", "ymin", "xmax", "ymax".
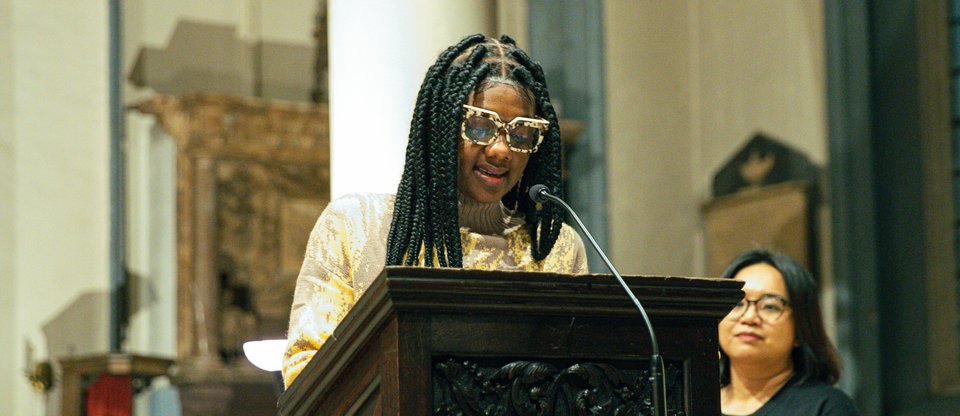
[
  {"xmin": 719, "ymin": 250, "xmax": 859, "ymax": 416},
  {"xmin": 281, "ymin": 34, "xmax": 587, "ymax": 388}
]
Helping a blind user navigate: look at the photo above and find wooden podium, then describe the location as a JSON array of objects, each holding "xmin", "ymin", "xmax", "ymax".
[{"xmin": 279, "ymin": 267, "xmax": 742, "ymax": 415}]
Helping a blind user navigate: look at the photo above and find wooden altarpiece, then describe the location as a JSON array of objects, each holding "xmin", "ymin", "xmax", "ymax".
[
  {"xmin": 135, "ymin": 93, "xmax": 329, "ymax": 415},
  {"xmin": 279, "ymin": 267, "xmax": 742, "ymax": 415}
]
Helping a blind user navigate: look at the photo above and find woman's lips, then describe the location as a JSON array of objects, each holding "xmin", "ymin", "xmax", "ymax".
[
  {"xmin": 735, "ymin": 332, "xmax": 762, "ymax": 341},
  {"xmin": 474, "ymin": 166, "xmax": 508, "ymax": 184}
]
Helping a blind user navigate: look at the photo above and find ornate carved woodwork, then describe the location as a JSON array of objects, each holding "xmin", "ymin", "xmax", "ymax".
[
  {"xmin": 134, "ymin": 93, "xmax": 329, "ymax": 397},
  {"xmin": 433, "ymin": 358, "xmax": 686, "ymax": 416},
  {"xmin": 279, "ymin": 267, "xmax": 743, "ymax": 415}
]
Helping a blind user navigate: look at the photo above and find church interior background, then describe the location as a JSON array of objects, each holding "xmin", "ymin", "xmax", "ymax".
[{"xmin": 1, "ymin": 0, "xmax": 957, "ymax": 415}]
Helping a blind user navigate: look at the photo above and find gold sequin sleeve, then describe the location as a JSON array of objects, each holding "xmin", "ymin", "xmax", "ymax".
[
  {"xmin": 555, "ymin": 223, "xmax": 588, "ymax": 274},
  {"xmin": 281, "ymin": 194, "xmax": 391, "ymax": 388}
]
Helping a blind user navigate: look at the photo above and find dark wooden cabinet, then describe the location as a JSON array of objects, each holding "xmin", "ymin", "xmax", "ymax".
[{"xmin": 279, "ymin": 267, "xmax": 742, "ymax": 415}]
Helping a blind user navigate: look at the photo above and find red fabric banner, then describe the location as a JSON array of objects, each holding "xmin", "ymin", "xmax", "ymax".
[{"xmin": 85, "ymin": 375, "xmax": 132, "ymax": 416}]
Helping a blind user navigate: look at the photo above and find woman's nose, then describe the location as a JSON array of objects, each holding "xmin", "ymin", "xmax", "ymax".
[
  {"xmin": 484, "ymin": 130, "xmax": 512, "ymax": 160},
  {"xmin": 739, "ymin": 303, "xmax": 762, "ymax": 323}
]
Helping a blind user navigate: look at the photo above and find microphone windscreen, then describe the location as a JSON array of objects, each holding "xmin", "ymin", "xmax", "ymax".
[{"xmin": 529, "ymin": 184, "xmax": 549, "ymax": 203}]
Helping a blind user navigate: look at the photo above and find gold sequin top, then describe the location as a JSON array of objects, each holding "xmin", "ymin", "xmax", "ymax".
[{"xmin": 282, "ymin": 193, "xmax": 588, "ymax": 387}]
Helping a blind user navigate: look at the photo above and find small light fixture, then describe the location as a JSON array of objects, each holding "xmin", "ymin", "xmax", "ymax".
[
  {"xmin": 26, "ymin": 361, "xmax": 54, "ymax": 393},
  {"xmin": 242, "ymin": 339, "xmax": 286, "ymax": 372}
]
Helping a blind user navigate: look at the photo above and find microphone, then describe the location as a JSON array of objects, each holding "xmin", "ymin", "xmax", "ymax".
[{"xmin": 529, "ymin": 184, "xmax": 667, "ymax": 416}]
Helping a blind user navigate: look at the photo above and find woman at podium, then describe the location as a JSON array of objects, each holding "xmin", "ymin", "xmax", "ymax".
[
  {"xmin": 718, "ymin": 250, "xmax": 859, "ymax": 415},
  {"xmin": 281, "ymin": 34, "xmax": 587, "ymax": 388}
]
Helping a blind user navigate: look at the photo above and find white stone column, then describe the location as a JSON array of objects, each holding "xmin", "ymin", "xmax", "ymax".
[
  {"xmin": 327, "ymin": 0, "xmax": 496, "ymax": 199},
  {"xmin": 0, "ymin": 1, "xmax": 15, "ymax": 415},
  {"xmin": 8, "ymin": 1, "xmax": 112, "ymax": 415}
]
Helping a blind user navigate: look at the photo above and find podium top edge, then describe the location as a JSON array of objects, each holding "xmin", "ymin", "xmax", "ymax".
[{"xmin": 380, "ymin": 266, "xmax": 740, "ymax": 287}]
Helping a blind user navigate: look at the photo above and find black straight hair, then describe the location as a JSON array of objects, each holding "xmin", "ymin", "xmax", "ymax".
[{"xmin": 719, "ymin": 249, "xmax": 842, "ymax": 386}]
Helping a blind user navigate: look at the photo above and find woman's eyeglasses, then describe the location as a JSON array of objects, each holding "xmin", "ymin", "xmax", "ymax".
[
  {"xmin": 461, "ymin": 104, "xmax": 550, "ymax": 154},
  {"xmin": 725, "ymin": 294, "xmax": 791, "ymax": 322}
]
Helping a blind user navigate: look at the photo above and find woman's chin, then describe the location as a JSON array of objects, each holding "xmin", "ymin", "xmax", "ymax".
[
  {"xmin": 465, "ymin": 190, "xmax": 503, "ymax": 203},
  {"xmin": 460, "ymin": 184, "xmax": 506, "ymax": 203}
]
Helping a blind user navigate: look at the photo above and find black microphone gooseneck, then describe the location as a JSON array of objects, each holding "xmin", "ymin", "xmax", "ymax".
[{"xmin": 529, "ymin": 184, "xmax": 666, "ymax": 416}]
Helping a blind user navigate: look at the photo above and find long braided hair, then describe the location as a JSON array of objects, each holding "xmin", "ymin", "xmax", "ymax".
[{"xmin": 385, "ymin": 34, "xmax": 564, "ymax": 267}]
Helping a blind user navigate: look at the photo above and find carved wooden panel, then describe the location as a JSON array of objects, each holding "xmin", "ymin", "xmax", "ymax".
[
  {"xmin": 433, "ymin": 358, "xmax": 686, "ymax": 416},
  {"xmin": 134, "ymin": 93, "xmax": 329, "ymax": 369}
]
